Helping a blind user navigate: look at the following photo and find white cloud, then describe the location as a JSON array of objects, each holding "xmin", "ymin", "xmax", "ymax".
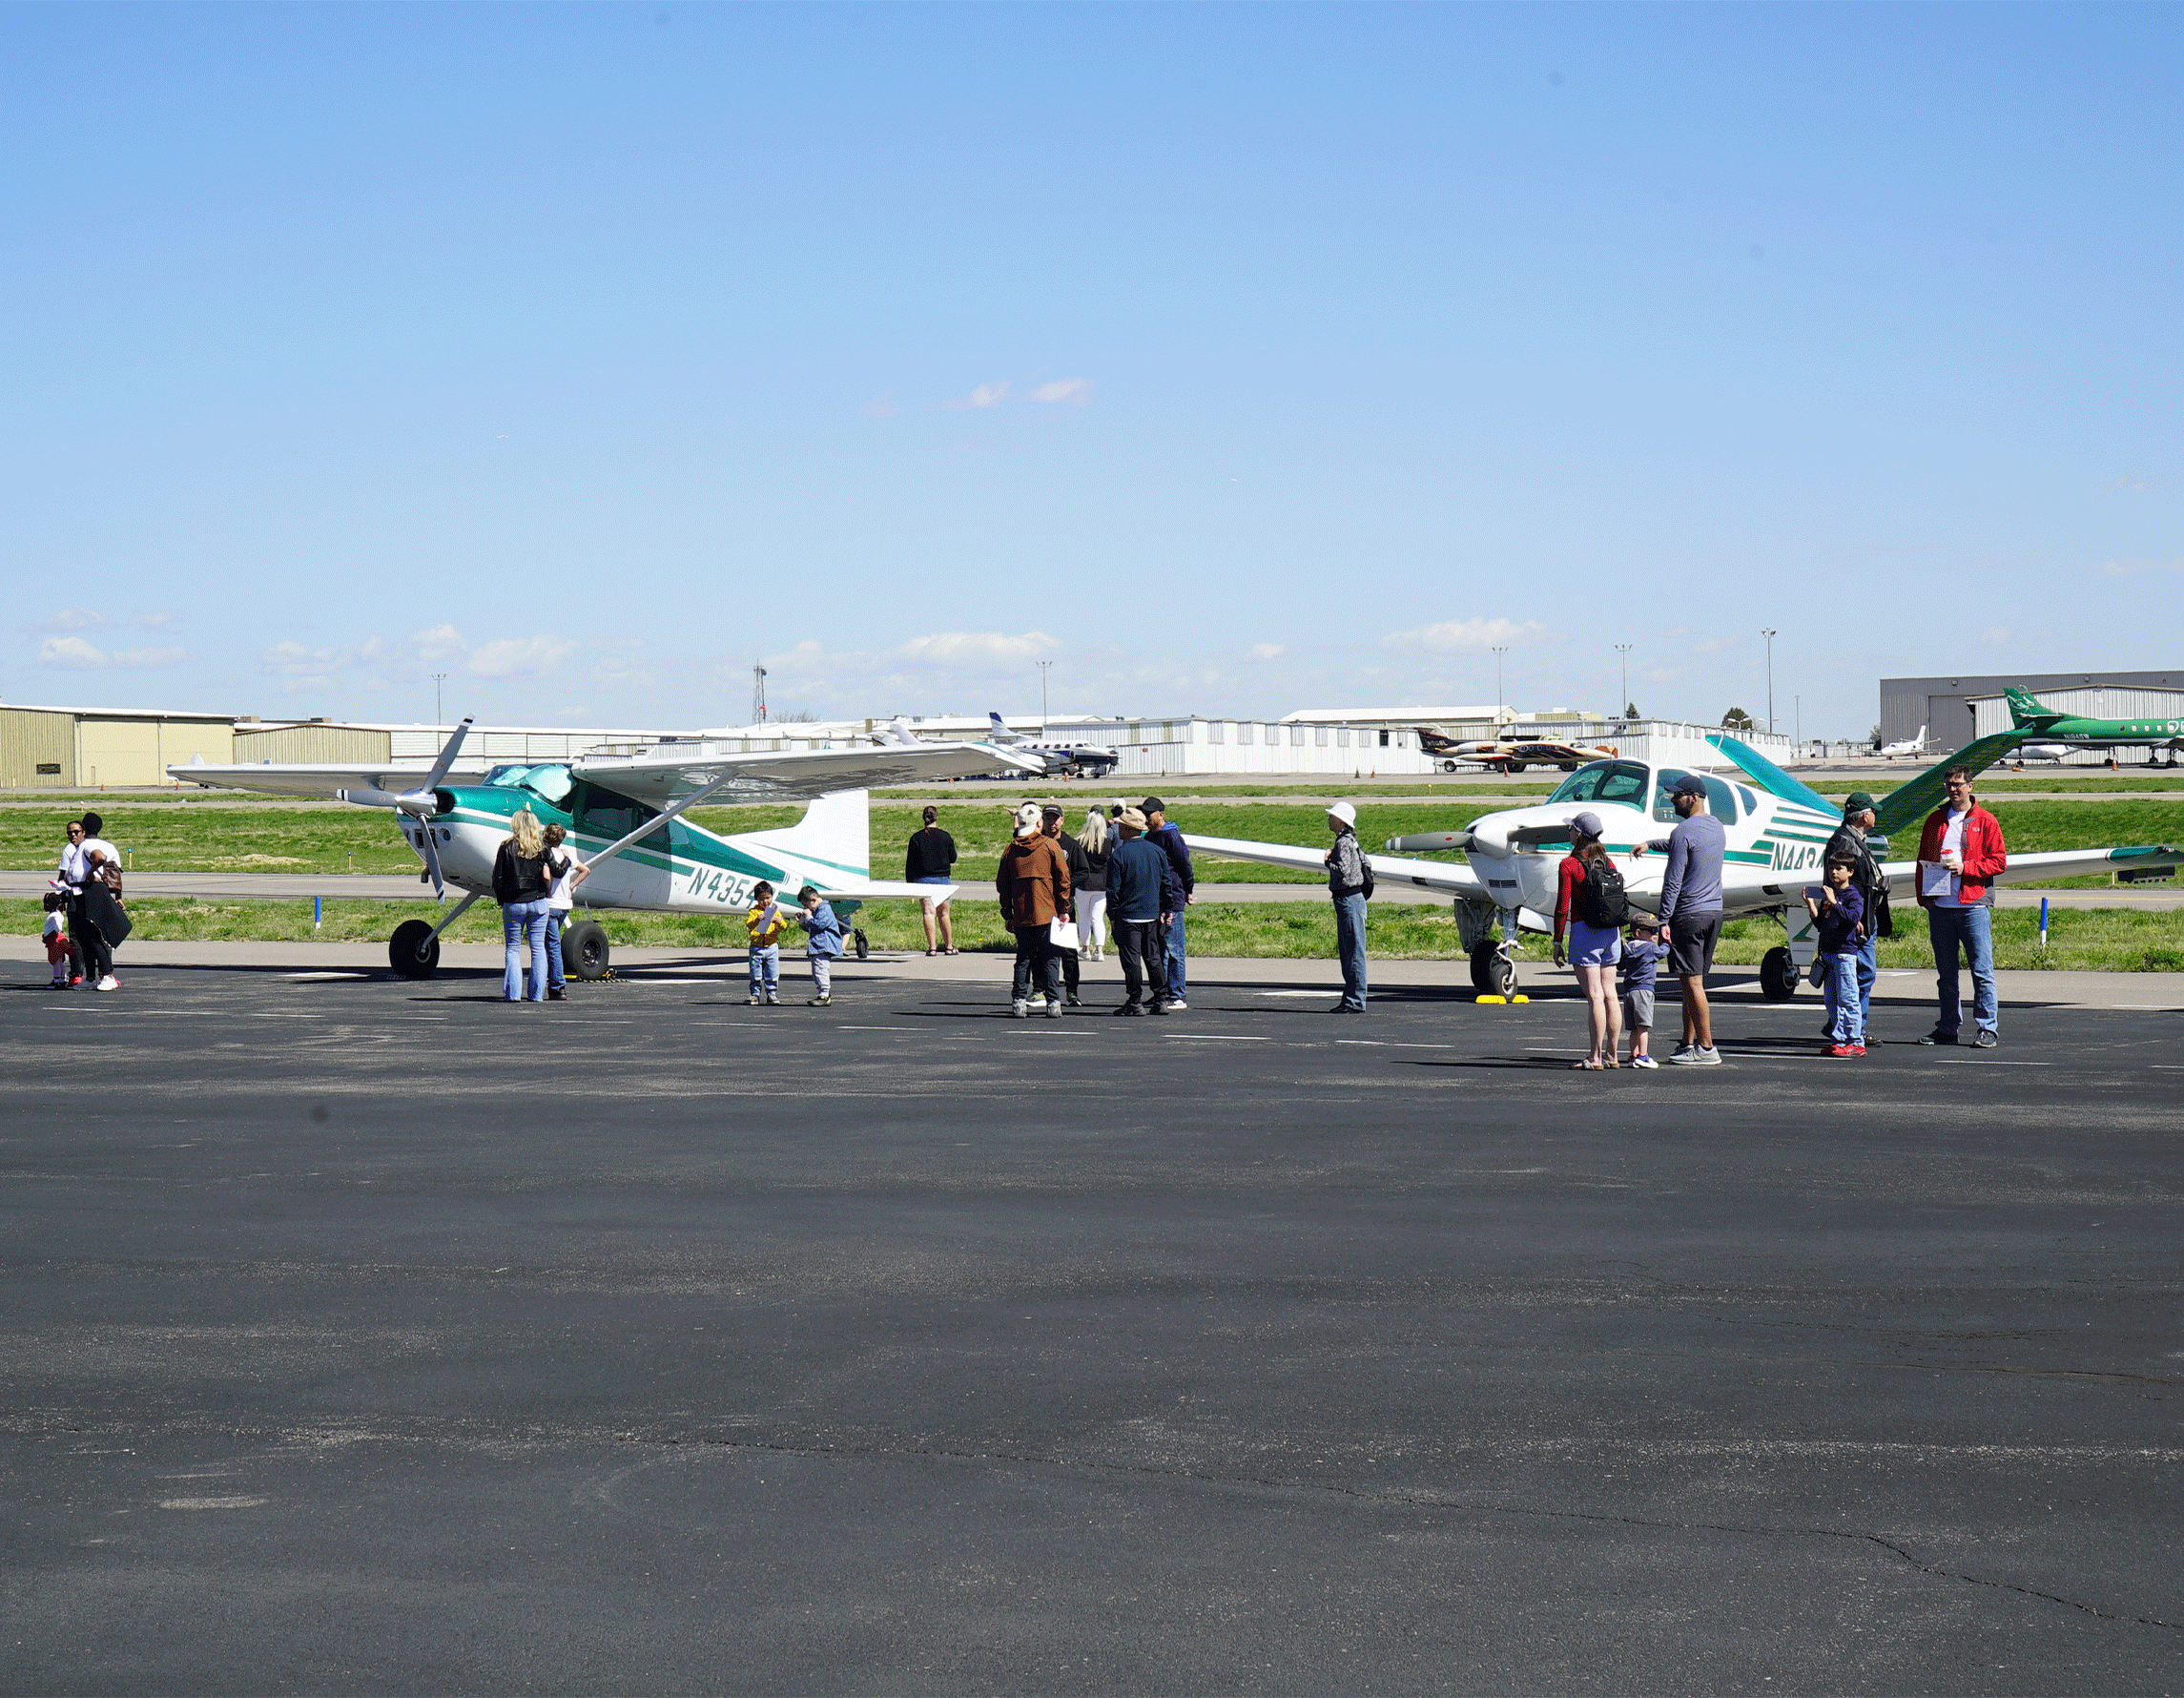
[
  {"xmin": 410, "ymin": 623, "xmax": 469, "ymax": 662},
  {"xmin": 941, "ymin": 380, "xmax": 1011, "ymax": 411},
  {"xmin": 1247, "ymin": 643, "xmax": 1288, "ymax": 661},
  {"xmin": 261, "ymin": 639, "xmax": 345, "ymax": 679},
  {"xmin": 1691, "ymin": 634, "xmax": 1740, "ymax": 655},
  {"xmin": 1977, "ymin": 625, "xmax": 2010, "ymax": 647},
  {"xmin": 897, "ymin": 631, "xmax": 1060, "ymax": 666},
  {"xmin": 134, "ymin": 611, "xmax": 182, "ymax": 629},
  {"xmin": 2095, "ymin": 557, "xmax": 2184, "ymax": 579},
  {"xmin": 38, "ymin": 635, "xmax": 111, "ymax": 669},
  {"xmin": 467, "ymin": 635, "xmax": 576, "ymax": 678},
  {"xmin": 109, "ymin": 646, "xmax": 188, "ymax": 670},
  {"xmin": 42, "ymin": 609, "xmax": 108, "ymax": 632},
  {"xmin": 1030, "ymin": 378, "xmax": 1093, "ymax": 405},
  {"xmin": 1380, "ymin": 617, "xmax": 1557, "ymax": 654}
]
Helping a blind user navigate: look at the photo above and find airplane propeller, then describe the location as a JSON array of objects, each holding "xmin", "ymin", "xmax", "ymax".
[{"xmin": 336, "ymin": 718, "xmax": 472, "ymax": 898}]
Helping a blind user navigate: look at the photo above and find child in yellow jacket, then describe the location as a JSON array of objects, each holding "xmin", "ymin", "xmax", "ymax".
[{"xmin": 745, "ymin": 881, "xmax": 793, "ymax": 1004}]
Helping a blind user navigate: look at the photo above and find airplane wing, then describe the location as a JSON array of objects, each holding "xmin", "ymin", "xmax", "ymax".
[
  {"xmin": 1184, "ymin": 832, "xmax": 1489, "ymax": 900},
  {"xmin": 1872, "ymin": 732, "xmax": 2028, "ymax": 837},
  {"xmin": 1713, "ymin": 843, "xmax": 2181, "ymax": 914},
  {"xmin": 571, "ymin": 739, "xmax": 1042, "ymax": 806},
  {"xmin": 165, "ymin": 759, "xmax": 499, "ymax": 797}
]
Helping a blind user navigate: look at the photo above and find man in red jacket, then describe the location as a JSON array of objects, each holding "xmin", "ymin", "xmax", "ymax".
[{"xmin": 1913, "ymin": 765, "xmax": 2008, "ymax": 1047}]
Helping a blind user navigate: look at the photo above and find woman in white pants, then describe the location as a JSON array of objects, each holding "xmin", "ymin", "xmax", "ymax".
[{"xmin": 1075, "ymin": 807, "xmax": 1110, "ymax": 961}]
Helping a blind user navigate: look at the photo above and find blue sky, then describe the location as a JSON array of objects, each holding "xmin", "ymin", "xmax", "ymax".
[{"xmin": 4, "ymin": 3, "xmax": 2178, "ymax": 737}]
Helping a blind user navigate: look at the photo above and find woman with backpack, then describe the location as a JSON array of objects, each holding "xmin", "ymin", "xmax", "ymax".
[{"xmin": 1552, "ymin": 811, "xmax": 1624, "ymax": 1069}]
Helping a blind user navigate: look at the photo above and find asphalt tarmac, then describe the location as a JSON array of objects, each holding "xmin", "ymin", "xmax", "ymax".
[{"xmin": 4, "ymin": 962, "xmax": 2181, "ymax": 1694}]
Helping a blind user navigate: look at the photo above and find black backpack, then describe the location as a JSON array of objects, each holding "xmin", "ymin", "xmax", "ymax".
[{"xmin": 1580, "ymin": 857, "xmax": 1630, "ymax": 927}]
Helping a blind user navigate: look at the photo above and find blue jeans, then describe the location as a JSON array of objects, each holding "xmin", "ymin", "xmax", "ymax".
[
  {"xmin": 749, "ymin": 944, "xmax": 780, "ymax": 997},
  {"xmin": 502, "ymin": 899, "xmax": 550, "ymax": 1002},
  {"xmin": 1823, "ymin": 952, "xmax": 1865, "ymax": 1045},
  {"xmin": 1164, "ymin": 913, "xmax": 1187, "ymax": 1000},
  {"xmin": 1854, "ymin": 936, "xmax": 1877, "ymax": 1029},
  {"xmin": 1926, "ymin": 904, "xmax": 1997, "ymax": 1036},
  {"xmin": 1333, "ymin": 892, "xmax": 1368, "ymax": 1010},
  {"xmin": 545, "ymin": 912, "xmax": 566, "ymax": 992}
]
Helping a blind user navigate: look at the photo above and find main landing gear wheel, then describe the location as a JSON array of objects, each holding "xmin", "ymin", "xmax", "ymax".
[
  {"xmin": 1760, "ymin": 945, "xmax": 1799, "ymax": 1002},
  {"xmin": 1470, "ymin": 941, "xmax": 1516, "ymax": 998},
  {"xmin": 853, "ymin": 928, "xmax": 870, "ymax": 961},
  {"xmin": 389, "ymin": 919, "xmax": 440, "ymax": 980},
  {"xmin": 563, "ymin": 920, "xmax": 612, "ymax": 982}
]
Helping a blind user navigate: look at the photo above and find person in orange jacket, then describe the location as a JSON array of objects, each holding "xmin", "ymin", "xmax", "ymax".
[{"xmin": 1912, "ymin": 765, "xmax": 2009, "ymax": 1048}]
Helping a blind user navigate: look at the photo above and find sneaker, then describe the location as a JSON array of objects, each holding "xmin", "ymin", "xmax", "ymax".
[
  {"xmin": 1849, "ymin": 1045, "xmax": 1867, "ymax": 1057},
  {"xmin": 1670, "ymin": 1046, "xmax": 1721, "ymax": 1066},
  {"xmin": 1165, "ymin": 998, "xmax": 1187, "ymax": 1012},
  {"xmin": 1024, "ymin": 995, "xmax": 1048, "ymax": 1011},
  {"xmin": 70, "ymin": 976, "xmax": 83, "ymax": 988},
  {"xmin": 1147, "ymin": 1002, "xmax": 1169, "ymax": 1017},
  {"xmin": 808, "ymin": 995, "xmax": 831, "ymax": 1006},
  {"xmin": 1113, "ymin": 1004, "xmax": 1145, "ymax": 1017},
  {"xmin": 1011, "ymin": 1000, "xmax": 1030, "ymax": 1019},
  {"xmin": 94, "ymin": 976, "xmax": 120, "ymax": 992},
  {"xmin": 1915, "ymin": 1031, "xmax": 1957, "ymax": 1046},
  {"xmin": 1668, "ymin": 1042, "xmax": 1696, "ymax": 1062},
  {"xmin": 1629, "ymin": 1054, "xmax": 1659, "ymax": 1069},
  {"xmin": 765, "ymin": 991, "xmax": 779, "ymax": 1004},
  {"xmin": 746, "ymin": 994, "xmax": 763, "ymax": 1005},
  {"xmin": 1971, "ymin": 1029, "xmax": 1997, "ymax": 1048},
  {"xmin": 1329, "ymin": 1003, "xmax": 1364, "ymax": 1014},
  {"xmin": 1065, "ymin": 995, "xmax": 1082, "ymax": 1007},
  {"xmin": 546, "ymin": 987, "xmax": 567, "ymax": 1002},
  {"xmin": 1045, "ymin": 1001, "xmax": 1064, "ymax": 1019},
  {"xmin": 1825, "ymin": 1043, "xmax": 1855, "ymax": 1058}
]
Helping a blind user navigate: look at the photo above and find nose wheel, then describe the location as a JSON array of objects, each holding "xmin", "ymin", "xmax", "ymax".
[{"xmin": 1469, "ymin": 940, "xmax": 1517, "ymax": 999}]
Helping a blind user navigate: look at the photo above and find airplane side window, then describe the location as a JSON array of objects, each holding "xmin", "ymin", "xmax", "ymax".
[
  {"xmin": 1654, "ymin": 773, "xmax": 1690, "ymax": 822},
  {"xmin": 1702, "ymin": 776, "xmax": 1738, "ymax": 824}
]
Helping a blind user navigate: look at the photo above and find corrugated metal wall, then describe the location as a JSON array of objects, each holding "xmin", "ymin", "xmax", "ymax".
[
  {"xmin": 0, "ymin": 709, "xmax": 75, "ymax": 787},
  {"xmin": 233, "ymin": 725, "xmax": 392, "ymax": 764}
]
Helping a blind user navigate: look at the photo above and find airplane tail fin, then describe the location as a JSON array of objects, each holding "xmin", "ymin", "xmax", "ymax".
[
  {"xmin": 2004, "ymin": 686, "xmax": 2061, "ymax": 730},
  {"xmin": 986, "ymin": 711, "xmax": 1020, "ymax": 743},
  {"xmin": 730, "ymin": 789, "xmax": 871, "ymax": 880},
  {"xmin": 1872, "ymin": 733, "xmax": 2028, "ymax": 839},
  {"xmin": 1706, "ymin": 734, "xmax": 1835, "ymax": 814}
]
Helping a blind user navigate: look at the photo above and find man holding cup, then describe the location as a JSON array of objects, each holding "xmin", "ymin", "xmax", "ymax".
[{"xmin": 1913, "ymin": 765, "xmax": 2009, "ymax": 1047}]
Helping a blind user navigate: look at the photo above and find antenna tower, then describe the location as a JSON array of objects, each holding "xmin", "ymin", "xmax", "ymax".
[{"xmin": 752, "ymin": 663, "xmax": 769, "ymax": 725}]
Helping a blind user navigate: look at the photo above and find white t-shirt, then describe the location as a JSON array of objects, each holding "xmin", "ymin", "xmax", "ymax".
[
  {"xmin": 64, "ymin": 838, "xmax": 118, "ymax": 889},
  {"xmin": 546, "ymin": 849, "xmax": 587, "ymax": 912},
  {"xmin": 1932, "ymin": 808, "xmax": 1968, "ymax": 908}
]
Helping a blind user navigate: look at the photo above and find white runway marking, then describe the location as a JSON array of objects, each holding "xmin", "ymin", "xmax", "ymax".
[
  {"xmin": 286, "ymin": 971, "xmax": 367, "ymax": 981},
  {"xmin": 1166, "ymin": 1033, "xmax": 1269, "ymax": 1041},
  {"xmin": 157, "ymin": 1496, "xmax": 267, "ymax": 1510},
  {"xmin": 1337, "ymin": 1040, "xmax": 1454, "ymax": 1049}
]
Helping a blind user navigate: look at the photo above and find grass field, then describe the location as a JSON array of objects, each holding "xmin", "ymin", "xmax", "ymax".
[{"xmin": 5, "ymin": 794, "xmax": 2179, "ymax": 895}]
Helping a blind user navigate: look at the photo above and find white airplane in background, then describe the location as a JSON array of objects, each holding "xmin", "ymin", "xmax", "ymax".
[
  {"xmin": 1184, "ymin": 730, "xmax": 2182, "ymax": 1000},
  {"xmin": 981, "ymin": 712, "xmax": 1121, "ymax": 777},
  {"xmin": 1879, "ymin": 725, "xmax": 1928, "ymax": 758},
  {"xmin": 172, "ymin": 721, "xmax": 1040, "ymax": 980}
]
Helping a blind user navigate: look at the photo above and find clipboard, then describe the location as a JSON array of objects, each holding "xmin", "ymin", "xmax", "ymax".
[{"xmin": 1918, "ymin": 860, "xmax": 1955, "ymax": 899}]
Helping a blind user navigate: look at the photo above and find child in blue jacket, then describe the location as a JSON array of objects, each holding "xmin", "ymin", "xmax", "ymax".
[
  {"xmin": 795, "ymin": 884, "xmax": 845, "ymax": 1006},
  {"xmin": 1807, "ymin": 857, "xmax": 1868, "ymax": 1056},
  {"xmin": 1618, "ymin": 915, "xmax": 1671, "ymax": 1068}
]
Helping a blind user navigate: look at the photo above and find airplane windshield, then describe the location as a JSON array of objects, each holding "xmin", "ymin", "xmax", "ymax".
[
  {"xmin": 1547, "ymin": 761, "xmax": 1649, "ymax": 806},
  {"xmin": 481, "ymin": 763, "xmax": 575, "ymax": 806}
]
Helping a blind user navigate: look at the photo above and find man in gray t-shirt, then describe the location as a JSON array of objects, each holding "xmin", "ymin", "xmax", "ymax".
[{"xmin": 1638, "ymin": 776, "xmax": 1727, "ymax": 1066}]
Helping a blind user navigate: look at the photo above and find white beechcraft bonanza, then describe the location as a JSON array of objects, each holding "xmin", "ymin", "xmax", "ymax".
[
  {"xmin": 1185, "ymin": 730, "xmax": 2183, "ymax": 1001},
  {"xmin": 168, "ymin": 720, "xmax": 1041, "ymax": 980}
]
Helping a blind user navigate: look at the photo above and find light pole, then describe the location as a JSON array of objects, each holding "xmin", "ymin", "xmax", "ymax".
[
  {"xmin": 1037, "ymin": 659, "xmax": 1053, "ymax": 735},
  {"xmin": 1615, "ymin": 644, "xmax": 1633, "ymax": 721},
  {"xmin": 1761, "ymin": 629, "xmax": 1778, "ymax": 735},
  {"xmin": 431, "ymin": 673, "xmax": 446, "ymax": 726},
  {"xmin": 1492, "ymin": 646, "xmax": 1508, "ymax": 721}
]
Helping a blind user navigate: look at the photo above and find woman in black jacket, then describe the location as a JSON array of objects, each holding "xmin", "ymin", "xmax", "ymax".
[{"xmin": 493, "ymin": 808, "xmax": 554, "ymax": 1002}]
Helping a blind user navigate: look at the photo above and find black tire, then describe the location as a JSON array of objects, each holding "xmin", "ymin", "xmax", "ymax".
[
  {"xmin": 389, "ymin": 919, "xmax": 440, "ymax": 980},
  {"xmin": 1760, "ymin": 945, "xmax": 1799, "ymax": 1001},
  {"xmin": 854, "ymin": 928, "xmax": 869, "ymax": 961},
  {"xmin": 563, "ymin": 920, "xmax": 612, "ymax": 981},
  {"xmin": 1470, "ymin": 940, "xmax": 1514, "ymax": 997}
]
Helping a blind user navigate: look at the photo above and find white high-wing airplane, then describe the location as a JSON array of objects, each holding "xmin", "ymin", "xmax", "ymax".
[
  {"xmin": 1184, "ymin": 731, "xmax": 2182, "ymax": 1000},
  {"xmin": 169, "ymin": 721, "xmax": 1040, "ymax": 980},
  {"xmin": 1880, "ymin": 725, "xmax": 1928, "ymax": 758}
]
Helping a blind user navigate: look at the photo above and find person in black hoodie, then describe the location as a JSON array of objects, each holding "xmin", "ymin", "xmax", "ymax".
[{"xmin": 492, "ymin": 808, "xmax": 554, "ymax": 1003}]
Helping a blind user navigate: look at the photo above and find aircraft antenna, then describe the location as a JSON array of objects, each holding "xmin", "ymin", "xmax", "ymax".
[{"xmin": 752, "ymin": 663, "xmax": 768, "ymax": 725}]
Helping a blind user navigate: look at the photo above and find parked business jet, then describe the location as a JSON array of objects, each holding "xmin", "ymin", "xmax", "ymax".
[
  {"xmin": 1879, "ymin": 725, "xmax": 1928, "ymax": 758},
  {"xmin": 982, "ymin": 712, "xmax": 1121, "ymax": 777}
]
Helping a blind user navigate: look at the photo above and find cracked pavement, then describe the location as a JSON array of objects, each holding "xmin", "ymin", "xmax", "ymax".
[{"xmin": 2, "ymin": 959, "xmax": 2180, "ymax": 1693}]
